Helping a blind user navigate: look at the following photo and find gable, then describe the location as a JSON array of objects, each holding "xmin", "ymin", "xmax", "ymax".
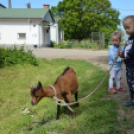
[{"xmin": 44, "ymin": 11, "xmax": 54, "ymax": 23}]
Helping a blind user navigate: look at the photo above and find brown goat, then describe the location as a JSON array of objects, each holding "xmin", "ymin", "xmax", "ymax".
[{"xmin": 29, "ymin": 67, "xmax": 79, "ymax": 119}]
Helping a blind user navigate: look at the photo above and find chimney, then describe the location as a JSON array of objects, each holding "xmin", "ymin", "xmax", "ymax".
[
  {"xmin": 8, "ymin": 0, "xmax": 12, "ymax": 8},
  {"xmin": 43, "ymin": 4, "xmax": 49, "ymax": 8},
  {"xmin": 26, "ymin": 3, "xmax": 31, "ymax": 8}
]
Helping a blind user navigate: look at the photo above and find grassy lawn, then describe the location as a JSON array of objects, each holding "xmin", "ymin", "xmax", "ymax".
[{"xmin": 0, "ymin": 58, "xmax": 124, "ymax": 134}]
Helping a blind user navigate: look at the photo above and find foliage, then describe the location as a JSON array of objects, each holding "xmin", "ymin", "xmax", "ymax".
[
  {"xmin": 55, "ymin": 40, "xmax": 74, "ymax": 48},
  {"xmin": 51, "ymin": 41, "xmax": 55, "ymax": 47},
  {"xmin": 103, "ymin": 27, "xmax": 126, "ymax": 48},
  {"xmin": 0, "ymin": 58, "xmax": 126, "ymax": 134},
  {"xmin": 116, "ymin": 27, "xmax": 125, "ymax": 38},
  {"xmin": 0, "ymin": 45, "xmax": 38, "ymax": 66},
  {"xmin": 55, "ymin": 39, "xmax": 99, "ymax": 49},
  {"xmin": 77, "ymin": 39, "xmax": 98, "ymax": 49},
  {"xmin": 51, "ymin": 0, "xmax": 120, "ymax": 43}
]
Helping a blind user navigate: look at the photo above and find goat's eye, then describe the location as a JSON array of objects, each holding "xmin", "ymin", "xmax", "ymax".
[{"xmin": 36, "ymin": 95, "xmax": 39, "ymax": 99}]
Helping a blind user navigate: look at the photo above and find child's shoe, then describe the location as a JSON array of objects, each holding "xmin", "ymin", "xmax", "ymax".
[
  {"xmin": 108, "ymin": 87, "xmax": 117, "ymax": 93},
  {"xmin": 123, "ymin": 100, "xmax": 134, "ymax": 107},
  {"xmin": 116, "ymin": 86, "xmax": 126, "ymax": 91}
]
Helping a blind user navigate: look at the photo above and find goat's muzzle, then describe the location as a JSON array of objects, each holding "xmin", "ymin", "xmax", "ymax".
[{"xmin": 31, "ymin": 101, "xmax": 36, "ymax": 106}]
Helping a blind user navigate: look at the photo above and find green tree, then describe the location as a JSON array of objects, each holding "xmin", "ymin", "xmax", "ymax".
[
  {"xmin": 116, "ymin": 27, "xmax": 125, "ymax": 38},
  {"xmin": 51, "ymin": 0, "xmax": 120, "ymax": 44}
]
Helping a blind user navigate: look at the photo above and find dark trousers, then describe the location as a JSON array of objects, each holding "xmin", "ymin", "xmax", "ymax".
[{"xmin": 126, "ymin": 67, "xmax": 134, "ymax": 102}]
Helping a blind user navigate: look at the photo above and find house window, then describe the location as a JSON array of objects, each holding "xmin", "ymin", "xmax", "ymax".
[{"xmin": 18, "ymin": 33, "xmax": 26, "ymax": 39}]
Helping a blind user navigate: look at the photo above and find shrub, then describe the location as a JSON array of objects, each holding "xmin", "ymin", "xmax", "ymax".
[
  {"xmin": 51, "ymin": 41, "xmax": 55, "ymax": 47},
  {"xmin": 0, "ymin": 46, "xmax": 38, "ymax": 67},
  {"xmin": 55, "ymin": 44, "xmax": 64, "ymax": 48}
]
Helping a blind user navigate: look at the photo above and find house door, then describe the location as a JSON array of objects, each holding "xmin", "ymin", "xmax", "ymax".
[{"xmin": 44, "ymin": 27, "xmax": 50, "ymax": 47}]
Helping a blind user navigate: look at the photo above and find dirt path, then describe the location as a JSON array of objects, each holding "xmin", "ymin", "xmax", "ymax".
[{"xmin": 32, "ymin": 48, "xmax": 132, "ymax": 133}]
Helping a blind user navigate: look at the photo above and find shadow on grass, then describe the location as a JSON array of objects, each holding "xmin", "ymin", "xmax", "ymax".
[{"xmin": 28, "ymin": 103, "xmax": 81, "ymax": 131}]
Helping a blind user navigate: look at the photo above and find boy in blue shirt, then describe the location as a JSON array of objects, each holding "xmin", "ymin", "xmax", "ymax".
[
  {"xmin": 108, "ymin": 31, "xmax": 126, "ymax": 93},
  {"xmin": 118, "ymin": 15, "xmax": 134, "ymax": 108}
]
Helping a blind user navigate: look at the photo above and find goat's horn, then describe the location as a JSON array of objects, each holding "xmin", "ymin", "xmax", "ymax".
[{"xmin": 31, "ymin": 84, "xmax": 33, "ymax": 88}]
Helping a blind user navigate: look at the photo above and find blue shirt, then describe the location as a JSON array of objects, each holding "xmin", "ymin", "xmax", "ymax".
[
  {"xmin": 108, "ymin": 45, "xmax": 123, "ymax": 68},
  {"xmin": 123, "ymin": 35, "xmax": 134, "ymax": 69}
]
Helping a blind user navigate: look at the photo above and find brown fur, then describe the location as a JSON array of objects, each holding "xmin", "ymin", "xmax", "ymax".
[{"xmin": 29, "ymin": 67, "xmax": 79, "ymax": 119}]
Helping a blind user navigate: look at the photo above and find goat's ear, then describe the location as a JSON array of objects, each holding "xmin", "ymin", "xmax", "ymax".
[
  {"xmin": 38, "ymin": 81, "xmax": 42, "ymax": 89},
  {"xmin": 27, "ymin": 84, "xmax": 32, "ymax": 89}
]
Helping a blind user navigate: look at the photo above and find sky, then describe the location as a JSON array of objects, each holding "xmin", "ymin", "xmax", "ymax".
[
  {"xmin": 0, "ymin": 0, "xmax": 134, "ymax": 31},
  {"xmin": 1, "ymin": 0, "xmax": 134, "ymax": 20}
]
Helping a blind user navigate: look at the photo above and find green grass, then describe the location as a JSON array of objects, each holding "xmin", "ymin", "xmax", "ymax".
[{"xmin": 0, "ymin": 58, "xmax": 124, "ymax": 134}]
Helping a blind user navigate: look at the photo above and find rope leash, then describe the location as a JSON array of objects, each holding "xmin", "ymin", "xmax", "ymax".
[
  {"xmin": 51, "ymin": 52, "xmax": 119, "ymax": 108},
  {"xmin": 50, "ymin": 85, "xmax": 74, "ymax": 112}
]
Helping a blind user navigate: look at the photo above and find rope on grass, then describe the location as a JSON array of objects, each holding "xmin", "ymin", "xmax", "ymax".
[{"xmin": 51, "ymin": 52, "xmax": 119, "ymax": 107}]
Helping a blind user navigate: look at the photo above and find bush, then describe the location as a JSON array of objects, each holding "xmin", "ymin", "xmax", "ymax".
[
  {"xmin": 0, "ymin": 46, "xmax": 38, "ymax": 67},
  {"xmin": 76, "ymin": 39, "xmax": 98, "ymax": 49},
  {"xmin": 55, "ymin": 44, "xmax": 64, "ymax": 48},
  {"xmin": 55, "ymin": 40, "xmax": 74, "ymax": 49},
  {"xmin": 54, "ymin": 39, "xmax": 99, "ymax": 49},
  {"xmin": 51, "ymin": 41, "xmax": 55, "ymax": 47}
]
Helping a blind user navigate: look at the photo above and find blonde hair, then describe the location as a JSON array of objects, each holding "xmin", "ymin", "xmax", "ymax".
[
  {"xmin": 123, "ymin": 15, "xmax": 134, "ymax": 24},
  {"xmin": 111, "ymin": 31, "xmax": 121, "ymax": 40}
]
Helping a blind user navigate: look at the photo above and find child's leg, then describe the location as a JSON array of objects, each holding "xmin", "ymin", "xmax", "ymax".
[
  {"xmin": 126, "ymin": 68, "xmax": 134, "ymax": 102},
  {"xmin": 123, "ymin": 68, "xmax": 134, "ymax": 107},
  {"xmin": 109, "ymin": 68, "xmax": 116, "ymax": 88},
  {"xmin": 116, "ymin": 68, "xmax": 122, "ymax": 89}
]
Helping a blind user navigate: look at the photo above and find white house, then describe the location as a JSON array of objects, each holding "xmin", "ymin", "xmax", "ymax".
[{"xmin": 0, "ymin": 5, "xmax": 64, "ymax": 48}]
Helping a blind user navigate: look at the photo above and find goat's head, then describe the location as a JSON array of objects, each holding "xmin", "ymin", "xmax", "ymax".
[{"xmin": 29, "ymin": 81, "xmax": 44, "ymax": 105}]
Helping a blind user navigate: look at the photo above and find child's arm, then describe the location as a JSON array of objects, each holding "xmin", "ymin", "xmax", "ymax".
[
  {"xmin": 109, "ymin": 47, "xmax": 122, "ymax": 62},
  {"xmin": 119, "ymin": 41, "xmax": 134, "ymax": 58},
  {"xmin": 118, "ymin": 46, "xmax": 124, "ymax": 58},
  {"xmin": 121, "ymin": 58, "xmax": 124, "ymax": 63},
  {"xmin": 118, "ymin": 50, "xmax": 124, "ymax": 58},
  {"xmin": 126, "ymin": 42, "xmax": 134, "ymax": 58}
]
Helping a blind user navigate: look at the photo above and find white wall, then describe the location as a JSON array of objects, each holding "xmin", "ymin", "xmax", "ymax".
[
  {"xmin": 50, "ymin": 22, "xmax": 64, "ymax": 45},
  {"xmin": 0, "ymin": 19, "xmax": 41, "ymax": 47},
  {"xmin": 50, "ymin": 23, "xmax": 59, "ymax": 44},
  {"xmin": 0, "ymin": 18, "xmax": 54, "ymax": 47}
]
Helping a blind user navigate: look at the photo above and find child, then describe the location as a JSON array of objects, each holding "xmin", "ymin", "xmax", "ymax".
[
  {"xmin": 118, "ymin": 15, "xmax": 134, "ymax": 108},
  {"xmin": 108, "ymin": 31, "xmax": 126, "ymax": 93}
]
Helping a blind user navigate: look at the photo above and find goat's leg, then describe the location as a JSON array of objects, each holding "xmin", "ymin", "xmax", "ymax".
[
  {"xmin": 56, "ymin": 102, "xmax": 61, "ymax": 120},
  {"xmin": 65, "ymin": 93, "xmax": 75, "ymax": 119},
  {"xmin": 64, "ymin": 98, "xmax": 68, "ymax": 113},
  {"xmin": 75, "ymin": 91, "xmax": 79, "ymax": 107}
]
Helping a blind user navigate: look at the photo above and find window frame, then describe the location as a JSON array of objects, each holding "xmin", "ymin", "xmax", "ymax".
[{"xmin": 18, "ymin": 33, "xmax": 26, "ymax": 39}]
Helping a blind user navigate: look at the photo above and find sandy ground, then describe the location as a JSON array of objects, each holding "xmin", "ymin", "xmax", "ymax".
[{"xmin": 32, "ymin": 48, "xmax": 133, "ymax": 133}]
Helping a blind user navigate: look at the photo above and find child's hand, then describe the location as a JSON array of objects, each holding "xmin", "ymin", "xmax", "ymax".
[
  {"xmin": 118, "ymin": 50, "xmax": 124, "ymax": 58},
  {"xmin": 121, "ymin": 58, "xmax": 124, "ymax": 62}
]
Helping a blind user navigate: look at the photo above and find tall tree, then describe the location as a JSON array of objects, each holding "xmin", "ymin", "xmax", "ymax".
[{"xmin": 51, "ymin": 0, "xmax": 120, "ymax": 40}]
